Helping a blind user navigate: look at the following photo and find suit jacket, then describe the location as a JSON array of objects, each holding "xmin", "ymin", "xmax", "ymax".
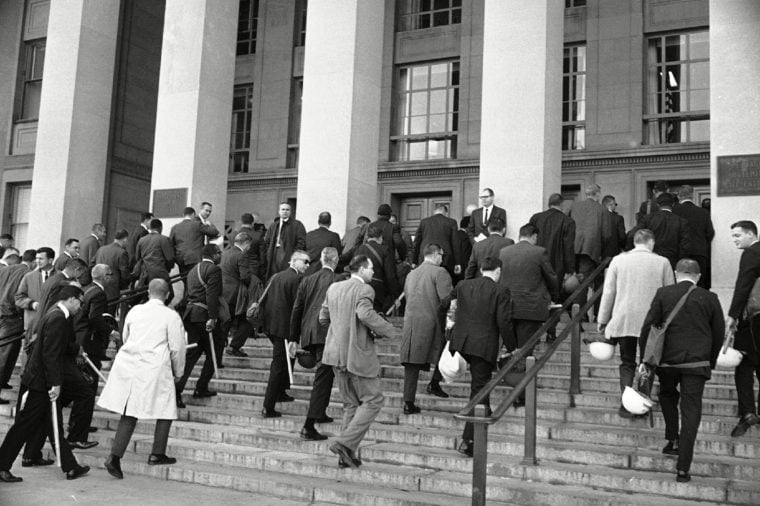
[
  {"xmin": 290, "ymin": 267, "xmax": 347, "ymax": 348},
  {"xmin": 53, "ymin": 252, "xmax": 75, "ymax": 272},
  {"xmin": 264, "ymin": 218, "xmax": 307, "ymax": 279},
  {"xmin": 636, "ymin": 210, "xmax": 691, "ymax": 269},
  {"xmin": 79, "ymin": 234, "xmax": 101, "ymax": 268},
  {"xmin": 170, "ymin": 217, "xmax": 220, "ymax": 267},
  {"xmin": 15, "ymin": 268, "xmax": 48, "ymax": 336},
  {"xmin": 237, "ymin": 224, "xmax": 266, "ymax": 279},
  {"xmin": 464, "ymin": 234, "xmax": 515, "ymax": 279},
  {"xmin": 672, "ymin": 201, "xmax": 714, "ymax": 258},
  {"xmin": 603, "ymin": 211, "xmax": 626, "ymax": 258},
  {"xmin": 354, "ymin": 241, "xmax": 400, "ymax": 311},
  {"xmin": 304, "ymin": 227, "xmax": 342, "ymax": 275},
  {"xmin": 320, "ymin": 276, "xmax": 397, "ymax": 377},
  {"xmin": 529, "ymin": 208, "xmax": 576, "ymax": 279},
  {"xmin": 499, "ymin": 241, "xmax": 558, "ymax": 321},
  {"xmin": 449, "ymin": 277, "xmax": 512, "ymax": 364},
  {"xmin": 368, "ymin": 217, "xmax": 406, "ymax": 262},
  {"xmin": 37, "ymin": 271, "xmax": 74, "ymax": 324},
  {"xmin": 127, "ymin": 225, "xmax": 149, "ymax": 270},
  {"xmin": 456, "ymin": 229, "xmax": 472, "ymax": 277},
  {"xmin": 184, "ymin": 260, "xmax": 223, "ymax": 322},
  {"xmin": 134, "ymin": 232, "xmax": 175, "ymax": 281},
  {"xmin": 466, "ymin": 205, "xmax": 507, "ymax": 243},
  {"xmin": 221, "ymin": 245, "xmax": 251, "ymax": 312},
  {"xmin": 261, "ymin": 266, "xmax": 302, "ymax": 339},
  {"xmin": 640, "ymin": 281, "xmax": 724, "ymax": 376},
  {"xmin": 728, "ymin": 241, "xmax": 760, "ymax": 321},
  {"xmin": 636, "ymin": 199, "xmax": 660, "ymax": 223},
  {"xmin": 95, "ymin": 242, "xmax": 131, "ymax": 303},
  {"xmin": 74, "ymin": 283, "xmax": 111, "ymax": 356},
  {"xmin": 0, "ymin": 264, "xmax": 29, "ymax": 318},
  {"xmin": 21, "ymin": 305, "xmax": 78, "ymax": 392},
  {"xmin": 570, "ymin": 198, "xmax": 611, "ymax": 262},
  {"xmin": 413, "ymin": 214, "xmax": 461, "ymax": 273}
]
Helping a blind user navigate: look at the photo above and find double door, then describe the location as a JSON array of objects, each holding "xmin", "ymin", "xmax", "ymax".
[{"xmin": 398, "ymin": 194, "xmax": 452, "ymax": 239}]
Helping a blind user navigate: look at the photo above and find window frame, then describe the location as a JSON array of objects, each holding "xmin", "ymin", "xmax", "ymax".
[
  {"xmin": 398, "ymin": 0, "xmax": 462, "ymax": 32},
  {"xmin": 236, "ymin": 0, "xmax": 260, "ymax": 56},
  {"xmin": 229, "ymin": 83, "xmax": 254, "ymax": 173},
  {"xmin": 17, "ymin": 38, "xmax": 46, "ymax": 121},
  {"xmin": 562, "ymin": 44, "xmax": 586, "ymax": 151}
]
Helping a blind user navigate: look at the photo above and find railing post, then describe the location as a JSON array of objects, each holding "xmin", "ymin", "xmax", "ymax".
[
  {"xmin": 521, "ymin": 356, "xmax": 537, "ymax": 466},
  {"xmin": 570, "ymin": 304, "xmax": 582, "ymax": 396},
  {"xmin": 471, "ymin": 405, "xmax": 489, "ymax": 506}
]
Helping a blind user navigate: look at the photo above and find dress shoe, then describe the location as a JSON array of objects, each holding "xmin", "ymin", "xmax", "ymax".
[
  {"xmin": 676, "ymin": 470, "xmax": 691, "ymax": 483},
  {"xmin": 21, "ymin": 457, "xmax": 54, "ymax": 467},
  {"xmin": 662, "ymin": 439, "xmax": 679, "ymax": 455},
  {"xmin": 0, "ymin": 470, "xmax": 22, "ymax": 482},
  {"xmin": 68, "ymin": 440, "xmax": 99, "ymax": 450},
  {"xmin": 66, "ymin": 465, "xmax": 90, "ymax": 480},
  {"xmin": 337, "ymin": 454, "xmax": 362, "ymax": 468},
  {"xmin": 329, "ymin": 442, "xmax": 359, "ymax": 469},
  {"xmin": 278, "ymin": 393, "xmax": 295, "ymax": 402},
  {"xmin": 104, "ymin": 455, "xmax": 123, "ymax": 479},
  {"xmin": 261, "ymin": 408, "xmax": 282, "ymax": 418},
  {"xmin": 403, "ymin": 402, "xmax": 421, "ymax": 415},
  {"xmin": 457, "ymin": 440, "xmax": 473, "ymax": 458},
  {"xmin": 315, "ymin": 415, "xmax": 334, "ymax": 424},
  {"xmin": 192, "ymin": 389, "xmax": 217, "ymax": 398},
  {"xmin": 88, "ymin": 426, "xmax": 98, "ymax": 433},
  {"xmin": 426, "ymin": 383, "xmax": 449, "ymax": 398},
  {"xmin": 0, "ymin": 398, "xmax": 8, "ymax": 405},
  {"xmin": 300, "ymin": 426, "xmax": 327, "ymax": 441},
  {"xmin": 226, "ymin": 347, "xmax": 248, "ymax": 357},
  {"xmin": 731, "ymin": 413, "xmax": 759, "ymax": 438},
  {"xmin": 148, "ymin": 454, "xmax": 177, "ymax": 465},
  {"xmin": 176, "ymin": 397, "xmax": 186, "ymax": 408}
]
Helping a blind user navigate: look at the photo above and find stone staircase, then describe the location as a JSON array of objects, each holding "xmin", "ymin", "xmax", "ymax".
[{"xmin": 2, "ymin": 317, "xmax": 760, "ymax": 505}]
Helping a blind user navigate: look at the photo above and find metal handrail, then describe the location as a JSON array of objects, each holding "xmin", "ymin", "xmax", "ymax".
[{"xmin": 454, "ymin": 256, "xmax": 611, "ymax": 506}]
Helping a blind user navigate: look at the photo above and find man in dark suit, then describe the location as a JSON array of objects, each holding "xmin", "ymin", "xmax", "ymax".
[
  {"xmin": 455, "ymin": 217, "xmax": 473, "ymax": 284},
  {"xmin": 304, "ymin": 212, "xmax": 342, "ymax": 275},
  {"xmin": 0, "ymin": 285, "xmax": 91, "ymax": 482},
  {"xmin": 291, "ymin": 247, "xmax": 346, "ymax": 440},
  {"xmin": 640, "ymin": 259, "xmax": 724, "ymax": 483},
  {"xmin": 338, "ymin": 216, "xmax": 370, "ymax": 271},
  {"xmin": 464, "ymin": 218, "xmax": 514, "ymax": 279},
  {"xmin": 134, "ymin": 219, "xmax": 175, "ymax": 301},
  {"xmin": 635, "ymin": 193, "xmax": 691, "ymax": 270},
  {"xmin": 499, "ymin": 224, "xmax": 559, "ymax": 354},
  {"xmin": 725, "ymin": 220, "xmax": 760, "ymax": 438},
  {"xmin": 79, "ymin": 223, "xmax": 106, "ymax": 268},
  {"xmin": 170, "ymin": 207, "xmax": 221, "ymax": 281},
  {"xmin": 264, "ymin": 202, "xmax": 307, "ymax": 280},
  {"xmin": 94, "ymin": 229, "xmax": 132, "ymax": 312},
  {"xmin": 37, "ymin": 258, "xmax": 89, "ymax": 320},
  {"xmin": 368, "ymin": 204, "xmax": 407, "ymax": 262},
  {"xmin": 529, "ymin": 193, "xmax": 576, "ymax": 284},
  {"xmin": 260, "ymin": 250, "xmax": 310, "ymax": 417},
  {"xmin": 53, "ymin": 238, "xmax": 80, "ymax": 272},
  {"xmin": 237, "ymin": 213, "xmax": 266, "ymax": 279},
  {"xmin": 354, "ymin": 224, "xmax": 400, "ymax": 313},
  {"xmin": 223, "ymin": 233, "xmax": 252, "ymax": 357},
  {"xmin": 176, "ymin": 245, "xmax": 226, "ymax": 407},
  {"xmin": 450, "ymin": 256, "xmax": 512, "ymax": 457},
  {"xmin": 466, "ymin": 187, "xmax": 508, "ymax": 243},
  {"xmin": 602, "ymin": 195, "xmax": 627, "ymax": 258},
  {"xmin": 673, "ymin": 185, "xmax": 715, "ymax": 288},
  {"xmin": 127, "ymin": 212, "xmax": 153, "ymax": 271},
  {"xmin": 636, "ymin": 180, "xmax": 668, "ymax": 223},
  {"xmin": 413, "ymin": 204, "xmax": 461, "ymax": 279}
]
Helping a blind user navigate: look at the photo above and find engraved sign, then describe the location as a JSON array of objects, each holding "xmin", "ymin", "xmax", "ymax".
[
  {"xmin": 152, "ymin": 188, "xmax": 187, "ymax": 217},
  {"xmin": 717, "ymin": 155, "xmax": 760, "ymax": 197}
]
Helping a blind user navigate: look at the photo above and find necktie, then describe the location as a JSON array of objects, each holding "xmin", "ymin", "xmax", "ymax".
[
  {"xmin": 276, "ymin": 220, "xmax": 284, "ymax": 248},
  {"xmin": 42, "ymin": 270, "xmax": 47, "ymax": 283},
  {"xmin": 484, "ymin": 208, "xmax": 489, "ymax": 225}
]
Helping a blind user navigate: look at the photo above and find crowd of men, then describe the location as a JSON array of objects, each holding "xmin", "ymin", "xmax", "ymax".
[{"xmin": 0, "ymin": 182, "xmax": 756, "ymax": 486}]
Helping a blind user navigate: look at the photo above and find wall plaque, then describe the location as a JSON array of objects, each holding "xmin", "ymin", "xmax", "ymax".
[
  {"xmin": 152, "ymin": 188, "xmax": 187, "ymax": 217},
  {"xmin": 717, "ymin": 155, "xmax": 760, "ymax": 197}
]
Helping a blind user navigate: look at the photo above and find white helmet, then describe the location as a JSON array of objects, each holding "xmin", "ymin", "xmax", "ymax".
[
  {"xmin": 622, "ymin": 386, "xmax": 654, "ymax": 415},
  {"xmin": 589, "ymin": 341, "xmax": 615, "ymax": 361},
  {"xmin": 438, "ymin": 344, "xmax": 466, "ymax": 384},
  {"xmin": 716, "ymin": 347, "xmax": 743, "ymax": 369}
]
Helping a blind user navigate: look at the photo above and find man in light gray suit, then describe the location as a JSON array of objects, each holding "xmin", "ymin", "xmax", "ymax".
[{"xmin": 15, "ymin": 247, "xmax": 56, "ymax": 344}]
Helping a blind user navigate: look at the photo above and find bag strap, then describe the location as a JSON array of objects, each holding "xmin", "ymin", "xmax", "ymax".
[
  {"xmin": 661, "ymin": 284, "xmax": 697, "ymax": 332},
  {"xmin": 660, "ymin": 360, "xmax": 710, "ymax": 369},
  {"xmin": 195, "ymin": 263, "xmax": 207, "ymax": 289},
  {"xmin": 364, "ymin": 243, "xmax": 383, "ymax": 268},
  {"xmin": 257, "ymin": 274, "xmax": 275, "ymax": 306}
]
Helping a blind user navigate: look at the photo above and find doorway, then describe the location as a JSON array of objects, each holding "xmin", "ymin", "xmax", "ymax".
[{"xmin": 396, "ymin": 193, "xmax": 452, "ymax": 238}]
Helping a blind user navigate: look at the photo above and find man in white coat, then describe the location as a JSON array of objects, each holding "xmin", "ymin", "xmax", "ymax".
[
  {"xmin": 596, "ymin": 229, "xmax": 674, "ymax": 418},
  {"xmin": 97, "ymin": 279, "xmax": 186, "ymax": 479}
]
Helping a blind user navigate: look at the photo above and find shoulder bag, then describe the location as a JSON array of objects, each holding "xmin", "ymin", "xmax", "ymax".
[{"xmin": 642, "ymin": 284, "xmax": 696, "ymax": 367}]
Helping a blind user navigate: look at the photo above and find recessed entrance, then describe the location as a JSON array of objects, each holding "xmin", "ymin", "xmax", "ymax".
[{"xmin": 395, "ymin": 192, "xmax": 453, "ymax": 237}]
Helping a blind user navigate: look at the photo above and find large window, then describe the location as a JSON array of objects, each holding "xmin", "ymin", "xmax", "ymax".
[
  {"xmin": 391, "ymin": 61, "xmax": 459, "ymax": 162},
  {"xmin": 287, "ymin": 78, "xmax": 303, "ymax": 169},
  {"xmin": 398, "ymin": 0, "xmax": 462, "ymax": 32},
  {"xmin": 19, "ymin": 40, "xmax": 45, "ymax": 120},
  {"xmin": 565, "ymin": 0, "xmax": 586, "ymax": 7},
  {"xmin": 645, "ymin": 30, "xmax": 709, "ymax": 144},
  {"xmin": 7, "ymin": 184, "xmax": 31, "ymax": 250},
  {"xmin": 562, "ymin": 45, "xmax": 586, "ymax": 151},
  {"xmin": 236, "ymin": 0, "xmax": 259, "ymax": 55},
  {"xmin": 295, "ymin": 0, "xmax": 307, "ymax": 47},
  {"xmin": 230, "ymin": 84, "xmax": 253, "ymax": 173}
]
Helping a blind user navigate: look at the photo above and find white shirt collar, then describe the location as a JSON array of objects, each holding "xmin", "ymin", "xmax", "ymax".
[
  {"xmin": 141, "ymin": 224, "xmax": 149, "ymax": 231},
  {"xmin": 94, "ymin": 281, "xmax": 105, "ymax": 291},
  {"xmin": 56, "ymin": 301, "xmax": 70, "ymax": 319},
  {"xmin": 351, "ymin": 274, "xmax": 365, "ymax": 284},
  {"xmin": 632, "ymin": 245, "xmax": 652, "ymax": 252},
  {"xmin": 322, "ymin": 265, "xmax": 335, "ymax": 272},
  {"xmin": 91, "ymin": 233, "xmax": 99, "ymax": 240}
]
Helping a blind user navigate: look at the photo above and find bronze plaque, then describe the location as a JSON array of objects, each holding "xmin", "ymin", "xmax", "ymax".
[
  {"xmin": 152, "ymin": 188, "xmax": 187, "ymax": 217},
  {"xmin": 718, "ymin": 155, "xmax": 760, "ymax": 196}
]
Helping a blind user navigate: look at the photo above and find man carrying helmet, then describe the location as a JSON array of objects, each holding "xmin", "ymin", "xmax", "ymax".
[{"xmin": 639, "ymin": 258, "xmax": 724, "ymax": 483}]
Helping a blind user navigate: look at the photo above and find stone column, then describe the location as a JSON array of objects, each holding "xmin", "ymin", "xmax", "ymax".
[
  {"xmin": 479, "ymin": 0, "xmax": 564, "ymax": 235},
  {"xmin": 150, "ymin": 0, "xmax": 238, "ymax": 233},
  {"xmin": 296, "ymin": 0, "xmax": 385, "ymax": 234},
  {"xmin": 26, "ymin": 0, "xmax": 120, "ymax": 250},
  {"xmin": 709, "ymin": 1, "xmax": 760, "ymax": 309}
]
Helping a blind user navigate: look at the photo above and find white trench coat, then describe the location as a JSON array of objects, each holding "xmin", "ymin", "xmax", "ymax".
[{"xmin": 98, "ymin": 298, "xmax": 186, "ymax": 419}]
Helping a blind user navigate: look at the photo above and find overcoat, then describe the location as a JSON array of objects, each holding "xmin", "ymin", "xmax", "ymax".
[
  {"xmin": 97, "ymin": 299, "xmax": 185, "ymax": 419},
  {"xmin": 290, "ymin": 267, "xmax": 347, "ymax": 348}
]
